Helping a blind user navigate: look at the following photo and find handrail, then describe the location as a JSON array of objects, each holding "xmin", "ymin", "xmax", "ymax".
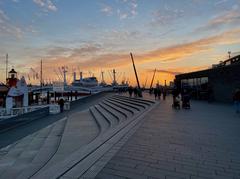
[{"xmin": 0, "ymin": 105, "xmax": 47, "ymax": 118}]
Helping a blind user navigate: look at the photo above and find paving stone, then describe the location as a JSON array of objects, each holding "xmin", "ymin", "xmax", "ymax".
[
  {"xmin": 1, "ymin": 93, "xmax": 240, "ymax": 179},
  {"xmin": 96, "ymin": 94, "xmax": 240, "ymax": 179},
  {"xmin": 96, "ymin": 171, "xmax": 127, "ymax": 179}
]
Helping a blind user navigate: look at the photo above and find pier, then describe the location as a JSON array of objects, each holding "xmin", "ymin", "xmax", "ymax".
[{"xmin": 0, "ymin": 92, "xmax": 239, "ymax": 179}]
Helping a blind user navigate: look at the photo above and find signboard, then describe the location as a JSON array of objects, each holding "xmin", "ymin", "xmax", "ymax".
[{"xmin": 53, "ymin": 81, "xmax": 64, "ymax": 92}]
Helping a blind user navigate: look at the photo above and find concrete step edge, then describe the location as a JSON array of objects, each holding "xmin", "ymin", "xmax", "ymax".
[
  {"xmin": 101, "ymin": 101, "xmax": 129, "ymax": 119},
  {"xmin": 104, "ymin": 99, "xmax": 135, "ymax": 115},
  {"xmin": 107, "ymin": 98, "xmax": 141, "ymax": 111},
  {"xmin": 98, "ymin": 103, "xmax": 122, "ymax": 123},
  {"xmin": 95, "ymin": 105, "xmax": 114, "ymax": 128},
  {"xmin": 111, "ymin": 96, "xmax": 148, "ymax": 108},
  {"xmin": 115, "ymin": 95, "xmax": 155, "ymax": 104}
]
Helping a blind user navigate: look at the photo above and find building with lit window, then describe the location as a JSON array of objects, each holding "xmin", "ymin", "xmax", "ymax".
[{"xmin": 175, "ymin": 54, "xmax": 240, "ymax": 103}]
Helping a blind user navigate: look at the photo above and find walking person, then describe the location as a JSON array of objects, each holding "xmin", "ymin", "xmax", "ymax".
[
  {"xmin": 154, "ymin": 87, "xmax": 158, "ymax": 100},
  {"xmin": 157, "ymin": 86, "xmax": 161, "ymax": 100},
  {"xmin": 172, "ymin": 87, "xmax": 180, "ymax": 108},
  {"xmin": 58, "ymin": 98, "xmax": 65, "ymax": 113},
  {"xmin": 233, "ymin": 88, "xmax": 240, "ymax": 113},
  {"xmin": 128, "ymin": 86, "xmax": 133, "ymax": 97},
  {"xmin": 182, "ymin": 89, "xmax": 191, "ymax": 109},
  {"xmin": 133, "ymin": 87, "xmax": 138, "ymax": 97},
  {"xmin": 163, "ymin": 87, "xmax": 167, "ymax": 100},
  {"xmin": 149, "ymin": 88, "xmax": 153, "ymax": 95}
]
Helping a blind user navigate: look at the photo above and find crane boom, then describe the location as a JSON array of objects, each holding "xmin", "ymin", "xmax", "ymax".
[
  {"xmin": 150, "ymin": 68, "xmax": 156, "ymax": 89},
  {"xmin": 130, "ymin": 52, "xmax": 142, "ymax": 97},
  {"xmin": 130, "ymin": 53, "xmax": 141, "ymax": 89}
]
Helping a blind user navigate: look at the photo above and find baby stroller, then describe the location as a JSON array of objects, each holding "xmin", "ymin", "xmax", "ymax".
[
  {"xmin": 182, "ymin": 94, "xmax": 190, "ymax": 109},
  {"xmin": 172, "ymin": 95, "xmax": 180, "ymax": 109}
]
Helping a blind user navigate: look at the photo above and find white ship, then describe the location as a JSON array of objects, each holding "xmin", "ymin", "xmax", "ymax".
[{"xmin": 71, "ymin": 72, "xmax": 98, "ymax": 87}]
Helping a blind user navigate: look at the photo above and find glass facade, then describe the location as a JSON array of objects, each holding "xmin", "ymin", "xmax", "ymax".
[{"xmin": 181, "ymin": 77, "xmax": 208, "ymax": 88}]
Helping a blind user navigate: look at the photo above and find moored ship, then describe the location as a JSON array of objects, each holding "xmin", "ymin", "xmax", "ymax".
[{"xmin": 71, "ymin": 71, "xmax": 98, "ymax": 87}]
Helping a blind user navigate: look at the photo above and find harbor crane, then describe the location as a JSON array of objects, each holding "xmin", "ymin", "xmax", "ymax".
[{"xmin": 130, "ymin": 52, "xmax": 142, "ymax": 97}]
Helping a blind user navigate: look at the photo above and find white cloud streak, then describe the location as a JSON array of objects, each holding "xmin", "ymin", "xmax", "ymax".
[
  {"xmin": 0, "ymin": 9, "xmax": 24, "ymax": 38},
  {"xmin": 100, "ymin": 0, "xmax": 138, "ymax": 20},
  {"xmin": 151, "ymin": 5, "xmax": 184, "ymax": 26},
  {"xmin": 33, "ymin": 0, "xmax": 57, "ymax": 12},
  {"xmin": 101, "ymin": 5, "xmax": 113, "ymax": 15}
]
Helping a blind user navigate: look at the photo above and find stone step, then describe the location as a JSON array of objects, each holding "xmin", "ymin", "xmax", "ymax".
[
  {"xmin": 47, "ymin": 101, "xmax": 155, "ymax": 179},
  {"xmin": 104, "ymin": 99, "xmax": 136, "ymax": 115},
  {"xmin": 101, "ymin": 101, "xmax": 132, "ymax": 119},
  {"xmin": 94, "ymin": 105, "xmax": 113, "ymax": 128},
  {"xmin": 29, "ymin": 95, "xmax": 157, "ymax": 179},
  {"xmin": 111, "ymin": 96, "xmax": 148, "ymax": 109},
  {"xmin": 17, "ymin": 118, "xmax": 67, "ymax": 179},
  {"xmin": 107, "ymin": 98, "xmax": 143, "ymax": 111},
  {"xmin": 113, "ymin": 95, "xmax": 154, "ymax": 105},
  {"xmin": 114, "ymin": 95, "xmax": 156, "ymax": 104},
  {"xmin": 32, "ymin": 110, "xmax": 100, "ymax": 176},
  {"xmin": 95, "ymin": 105, "xmax": 119, "ymax": 128},
  {"xmin": 90, "ymin": 106, "xmax": 110, "ymax": 134},
  {"xmin": 0, "ymin": 118, "xmax": 67, "ymax": 179},
  {"xmin": 98, "ymin": 102, "xmax": 126, "ymax": 123}
]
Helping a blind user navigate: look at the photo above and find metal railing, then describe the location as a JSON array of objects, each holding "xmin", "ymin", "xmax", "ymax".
[
  {"xmin": 0, "ymin": 106, "xmax": 46, "ymax": 119},
  {"xmin": 0, "ymin": 101, "xmax": 72, "ymax": 119}
]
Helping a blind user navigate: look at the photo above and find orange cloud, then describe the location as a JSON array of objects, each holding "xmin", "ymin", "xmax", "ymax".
[
  {"xmin": 3, "ymin": 28, "xmax": 239, "ymax": 85},
  {"xmin": 141, "ymin": 65, "xmax": 209, "ymax": 87},
  {"xmin": 39, "ymin": 28, "xmax": 240, "ymax": 71}
]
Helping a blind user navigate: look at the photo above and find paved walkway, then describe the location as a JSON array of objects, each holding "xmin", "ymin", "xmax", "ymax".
[
  {"xmin": 0, "ymin": 92, "xmax": 112, "ymax": 148},
  {"xmin": 96, "ymin": 95, "xmax": 240, "ymax": 179}
]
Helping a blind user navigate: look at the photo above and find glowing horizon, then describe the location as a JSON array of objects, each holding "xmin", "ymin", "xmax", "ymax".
[{"xmin": 0, "ymin": 0, "xmax": 239, "ymax": 87}]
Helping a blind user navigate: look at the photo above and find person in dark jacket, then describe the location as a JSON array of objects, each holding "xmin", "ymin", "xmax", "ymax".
[
  {"xmin": 157, "ymin": 87, "xmax": 161, "ymax": 100},
  {"xmin": 163, "ymin": 87, "xmax": 167, "ymax": 100},
  {"xmin": 233, "ymin": 88, "xmax": 240, "ymax": 113},
  {"xmin": 181, "ymin": 89, "xmax": 191, "ymax": 109},
  {"xmin": 154, "ymin": 88, "xmax": 158, "ymax": 100},
  {"xmin": 58, "ymin": 98, "xmax": 65, "ymax": 113},
  {"xmin": 154, "ymin": 84, "xmax": 161, "ymax": 100},
  {"xmin": 133, "ymin": 87, "xmax": 138, "ymax": 97},
  {"xmin": 128, "ymin": 86, "xmax": 133, "ymax": 97}
]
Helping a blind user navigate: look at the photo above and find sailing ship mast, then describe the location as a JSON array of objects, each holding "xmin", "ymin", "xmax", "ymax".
[
  {"xmin": 40, "ymin": 59, "xmax": 43, "ymax": 89},
  {"xmin": 113, "ymin": 69, "xmax": 116, "ymax": 85},
  {"xmin": 62, "ymin": 66, "xmax": 68, "ymax": 86},
  {"xmin": 6, "ymin": 54, "xmax": 8, "ymax": 84},
  {"xmin": 101, "ymin": 71, "xmax": 105, "ymax": 84}
]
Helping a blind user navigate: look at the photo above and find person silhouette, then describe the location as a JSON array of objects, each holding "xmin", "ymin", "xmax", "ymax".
[
  {"xmin": 58, "ymin": 98, "xmax": 64, "ymax": 113},
  {"xmin": 133, "ymin": 87, "xmax": 138, "ymax": 97},
  {"xmin": 128, "ymin": 86, "xmax": 133, "ymax": 97}
]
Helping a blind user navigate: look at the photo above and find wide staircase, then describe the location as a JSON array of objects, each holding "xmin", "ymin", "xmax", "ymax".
[{"xmin": 0, "ymin": 94, "xmax": 155, "ymax": 179}]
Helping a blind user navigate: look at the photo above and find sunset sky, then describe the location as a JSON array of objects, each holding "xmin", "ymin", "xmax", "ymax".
[{"xmin": 0, "ymin": 0, "xmax": 239, "ymax": 86}]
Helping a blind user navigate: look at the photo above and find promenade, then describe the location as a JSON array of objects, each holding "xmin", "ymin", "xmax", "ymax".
[
  {"xmin": 0, "ymin": 93, "xmax": 239, "ymax": 179},
  {"xmin": 96, "ymin": 95, "xmax": 240, "ymax": 179},
  {"xmin": 0, "ymin": 92, "xmax": 112, "ymax": 148}
]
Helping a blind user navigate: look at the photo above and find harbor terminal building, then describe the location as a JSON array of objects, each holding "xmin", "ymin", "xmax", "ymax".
[{"xmin": 175, "ymin": 54, "xmax": 240, "ymax": 103}]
